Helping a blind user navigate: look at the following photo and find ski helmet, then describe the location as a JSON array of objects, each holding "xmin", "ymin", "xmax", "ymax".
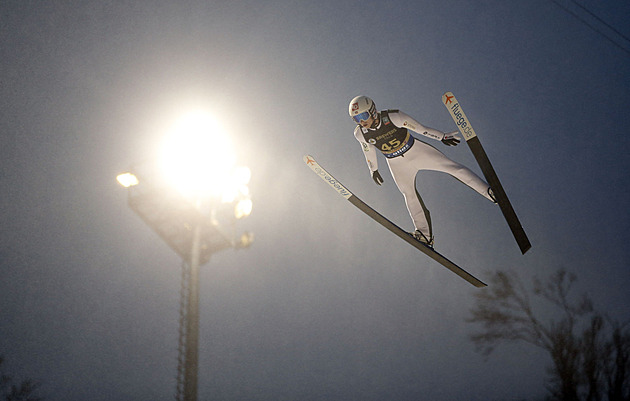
[{"xmin": 348, "ymin": 96, "xmax": 377, "ymax": 124}]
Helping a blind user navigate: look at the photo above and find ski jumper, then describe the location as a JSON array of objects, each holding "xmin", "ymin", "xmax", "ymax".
[{"xmin": 354, "ymin": 109, "xmax": 493, "ymax": 238}]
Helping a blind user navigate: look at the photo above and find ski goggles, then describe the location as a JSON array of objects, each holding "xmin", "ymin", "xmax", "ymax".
[{"xmin": 352, "ymin": 111, "xmax": 371, "ymax": 123}]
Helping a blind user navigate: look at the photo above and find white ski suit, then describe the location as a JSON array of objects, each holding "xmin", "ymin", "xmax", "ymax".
[{"xmin": 354, "ymin": 109, "xmax": 493, "ymax": 239}]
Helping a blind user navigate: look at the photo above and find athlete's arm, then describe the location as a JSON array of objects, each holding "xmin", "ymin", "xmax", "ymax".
[
  {"xmin": 354, "ymin": 126, "xmax": 379, "ymax": 173},
  {"xmin": 389, "ymin": 110, "xmax": 448, "ymax": 141}
]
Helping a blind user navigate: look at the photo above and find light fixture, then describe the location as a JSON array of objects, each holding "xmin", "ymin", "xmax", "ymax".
[
  {"xmin": 234, "ymin": 198, "xmax": 253, "ymax": 219},
  {"xmin": 116, "ymin": 172, "xmax": 139, "ymax": 188}
]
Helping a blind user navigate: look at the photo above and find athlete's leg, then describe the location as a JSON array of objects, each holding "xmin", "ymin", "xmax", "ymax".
[
  {"xmin": 411, "ymin": 142, "xmax": 494, "ymax": 202},
  {"xmin": 387, "ymin": 158, "xmax": 432, "ymax": 237}
]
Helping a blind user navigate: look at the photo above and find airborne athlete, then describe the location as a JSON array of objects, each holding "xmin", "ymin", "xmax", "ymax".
[{"xmin": 349, "ymin": 95, "xmax": 496, "ymax": 247}]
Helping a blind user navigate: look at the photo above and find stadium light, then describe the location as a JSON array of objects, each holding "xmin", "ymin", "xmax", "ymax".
[{"xmin": 117, "ymin": 109, "xmax": 253, "ymax": 401}]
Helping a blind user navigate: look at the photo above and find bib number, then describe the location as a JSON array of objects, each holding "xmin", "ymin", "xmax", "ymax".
[{"xmin": 381, "ymin": 139, "xmax": 401, "ymax": 152}]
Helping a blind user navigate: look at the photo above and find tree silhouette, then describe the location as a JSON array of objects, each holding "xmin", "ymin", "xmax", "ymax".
[
  {"xmin": 0, "ymin": 356, "xmax": 43, "ymax": 401},
  {"xmin": 467, "ymin": 269, "xmax": 630, "ymax": 401}
]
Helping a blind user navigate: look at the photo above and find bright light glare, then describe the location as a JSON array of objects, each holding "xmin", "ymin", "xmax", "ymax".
[
  {"xmin": 160, "ymin": 111, "xmax": 236, "ymax": 198},
  {"xmin": 234, "ymin": 198, "xmax": 253, "ymax": 219},
  {"xmin": 232, "ymin": 166, "xmax": 251, "ymax": 186},
  {"xmin": 220, "ymin": 166, "xmax": 252, "ymax": 203},
  {"xmin": 116, "ymin": 172, "xmax": 139, "ymax": 188}
]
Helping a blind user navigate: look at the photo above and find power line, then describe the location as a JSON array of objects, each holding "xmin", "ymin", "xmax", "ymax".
[
  {"xmin": 549, "ymin": 0, "xmax": 630, "ymax": 56},
  {"xmin": 569, "ymin": 0, "xmax": 630, "ymax": 44}
]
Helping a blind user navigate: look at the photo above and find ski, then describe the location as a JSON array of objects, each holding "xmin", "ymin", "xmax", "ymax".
[
  {"xmin": 304, "ymin": 155, "xmax": 487, "ymax": 288},
  {"xmin": 442, "ymin": 92, "xmax": 531, "ymax": 254}
]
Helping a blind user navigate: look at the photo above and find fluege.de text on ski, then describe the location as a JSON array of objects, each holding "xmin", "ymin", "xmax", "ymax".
[{"xmin": 449, "ymin": 102, "xmax": 474, "ymax": 139}]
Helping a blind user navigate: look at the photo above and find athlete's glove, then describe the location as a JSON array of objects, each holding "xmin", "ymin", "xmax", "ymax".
[
  {"xmin": 372, "ymin": 170, "xmax": 384, "ymax": 186},
  {"xmin": 441, "ymin": 131, "xmax": 461, "ymax": 146}
]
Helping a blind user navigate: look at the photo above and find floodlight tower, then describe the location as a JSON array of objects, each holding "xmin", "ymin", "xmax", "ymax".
[{"xmin": 116, "ymin": 112, "xmax": 253, "ymax": 401}]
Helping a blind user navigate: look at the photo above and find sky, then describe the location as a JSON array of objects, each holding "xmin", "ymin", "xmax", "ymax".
[{"xmin": 1, "ymin": 0, "xmax": 629, "ymax": 400}]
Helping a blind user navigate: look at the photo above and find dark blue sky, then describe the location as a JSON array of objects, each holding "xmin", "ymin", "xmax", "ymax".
[{"xmin": 1, "ymin": 1, "xmax": 629, "ymax": 400}]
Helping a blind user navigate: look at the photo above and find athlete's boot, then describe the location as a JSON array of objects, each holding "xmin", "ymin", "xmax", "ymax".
[
  {"xmin": 488, "ymin": 187, "xmax": 497, "ymax": 203},
  {"xmin": 412, "ymin": 230, "xmax": 434, "ymax": 248}
]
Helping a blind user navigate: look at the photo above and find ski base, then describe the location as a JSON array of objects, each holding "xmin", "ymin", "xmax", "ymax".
[{"xmin": 304, "ymin": 155, "xmax": 487, "ymax": 288}]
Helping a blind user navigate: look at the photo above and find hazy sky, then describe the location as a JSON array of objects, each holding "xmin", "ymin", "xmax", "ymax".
[{"xmin": 1, "ymin": 1, "xmax": 629, "ymax": 400}]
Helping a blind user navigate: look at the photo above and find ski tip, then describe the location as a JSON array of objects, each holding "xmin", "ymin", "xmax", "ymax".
[{"xmin": 442, "ymin": 91, "xmax": 456, "ymax": 106}]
